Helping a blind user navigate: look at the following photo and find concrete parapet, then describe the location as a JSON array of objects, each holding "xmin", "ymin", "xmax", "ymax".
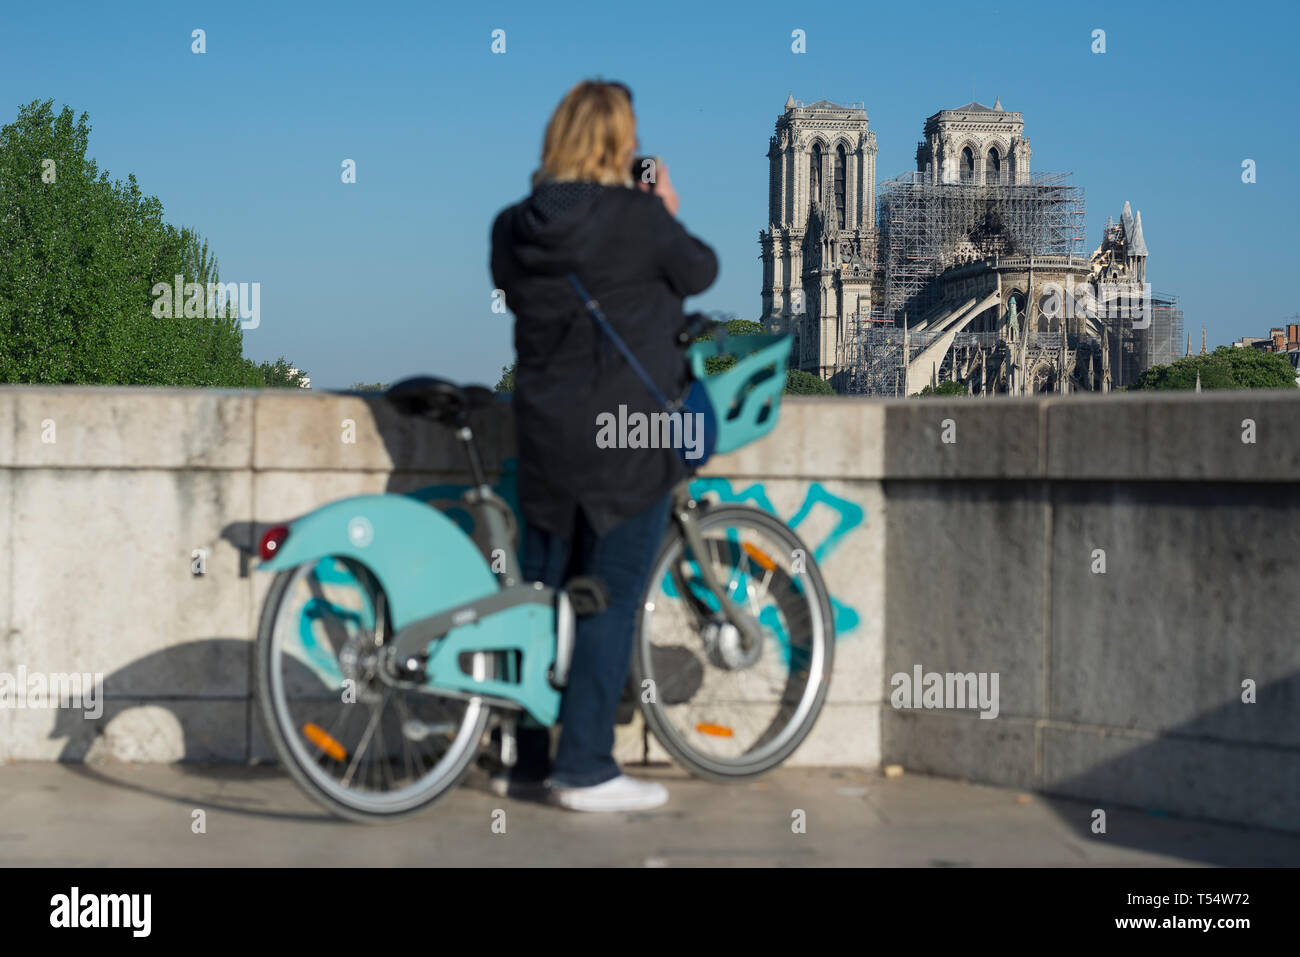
[{"xmin": 0, "ymin": 385, "xmax": 1296, "ymax": 832}]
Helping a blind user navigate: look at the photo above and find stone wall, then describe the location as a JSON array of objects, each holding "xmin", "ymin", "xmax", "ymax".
[{"xmin": 1, "ymin": 386, "xmax": 1296, "ymax": 831}]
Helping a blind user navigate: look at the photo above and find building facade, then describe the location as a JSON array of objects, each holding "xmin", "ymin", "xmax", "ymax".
[{"xmin": 760, "ymin": 95, "xmax": 1173, "ymax": 395}]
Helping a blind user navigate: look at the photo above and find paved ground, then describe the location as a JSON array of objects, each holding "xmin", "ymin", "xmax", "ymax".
[{"xmin": 0, "ymin": 760, "xmax": 1295, "ymax": 867}]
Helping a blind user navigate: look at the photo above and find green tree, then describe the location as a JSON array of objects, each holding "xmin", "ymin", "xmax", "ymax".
[
  {"xmin": 697, "ymin": 316, "xmax": 762, "ymax": 376},
  {"xmin": 1130, "ymin": 346, "xmax": 1297, "ymax": 391},
  {"xmin": 785, "ymin": 368, "xmax": 835, "ymax": 395},
  {"xmin": 494, "ymin": 363, "xmax": 515, "ymax": 394},
  {"xmin": 0, "ymin": 100, "xmax": 294, "ymax": 386},
  {"xmin": 257, "ymin": 357, "xmax": 308, "ymax": 388},
  {"xmin": 914, "ymin": 380, "xmax": 968, "ymax": 397},
  {"xmin": 350, "ymin": 381, "xmax": 389, "ymax": 392}
]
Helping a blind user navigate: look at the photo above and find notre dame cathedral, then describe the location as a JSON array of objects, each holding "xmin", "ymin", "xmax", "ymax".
[{"xmin": 759, "ymin": 94, "xmax": 1181, "ymax": 395}]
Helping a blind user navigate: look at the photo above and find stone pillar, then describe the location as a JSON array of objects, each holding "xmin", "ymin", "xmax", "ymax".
[
  {"xmin": 867, "ymin": 140, "xmax": 877, "ymax": 224},
  {"xmin": 821, "ymin": 149, "xmax": 832, "ymax": 214},
  {"xmin": 842, "ymin": 152, "xmax": 852, "ymax": 231}
]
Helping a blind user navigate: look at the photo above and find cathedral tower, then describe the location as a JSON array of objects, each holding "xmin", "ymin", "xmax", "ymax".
[
  {"xmin": 759, "ymin": 93, "xmax": 877, "ymax": 380},
  {"xmin": 914, "ymin": 99, "xmax": 1031, "ymax": 185}
]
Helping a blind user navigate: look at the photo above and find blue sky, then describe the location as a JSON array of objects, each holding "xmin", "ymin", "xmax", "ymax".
[{"xmin": 2, "ymin": 0, "xmax": 1296, "ymax": 388}]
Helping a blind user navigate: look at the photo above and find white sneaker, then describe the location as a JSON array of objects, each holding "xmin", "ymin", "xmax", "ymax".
[{"xmin": 551, "ymin": 774, "xmax": 669, "ymax": 812}]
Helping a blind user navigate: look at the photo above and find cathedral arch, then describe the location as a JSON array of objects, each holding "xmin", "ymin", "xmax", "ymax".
[
  {"xmin": 959, "ymin": 144, "xmax": 976, "ymax": 183},
  {"xmin": 1029, "ymin": 360, "xmax": 1055, "ymax": 393},
  {"xmin": 834, "ymin": 143, "xmax": 847, "ymax": 228},
  {"xmin": 1006, "ymin": 289, "xmax": 1027, "ymax": 327},
  {"xmin": 808, "ymin": 140, "xmax": 827, "ymax": 209},
  {"xmin": 985, "ymin": 145, "xmax": 1002, "ymax": 184}
]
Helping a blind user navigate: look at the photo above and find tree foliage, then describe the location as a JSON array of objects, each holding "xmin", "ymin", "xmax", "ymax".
[
  {"xmin": 0, "ymin": 100, "xmax": 300, "ymax": 386},
  {"xmin": 1129, "ymin": 346, "xmax": 1297, "ymax": 391},
  {"xmin": 914, "ymin": 380, "xmax": 968, "ymax": 397},
  {"xmin": 784, "ymin": 368, "xmax": 835, "ymax": 394},
  {"xmin": 697, "ymin": 315, "xmax": 832, "ymax": 395},
  {"xmin": 257, "ymin": 357, "xmax": 308, "ymax": 388}
]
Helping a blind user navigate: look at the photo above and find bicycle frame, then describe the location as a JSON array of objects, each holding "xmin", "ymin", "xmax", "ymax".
[
  {"xmin": 258, "ymin": 427, "xmax": 764, "ymax": 730},
  {"xmin": 258, "ymin": 424, "xmax": 570, "ymax": 726}
]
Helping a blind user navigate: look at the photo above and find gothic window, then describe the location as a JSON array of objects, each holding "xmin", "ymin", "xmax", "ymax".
[
  {"xmin": 810, "ymin": 143, "xmax": 823, "ymax": 209},
  {"xmin": 834, "ymin": 145, "xmax": 847, "ymax": 228},
  {"xmin": 961, "ymin": 147, "xmax": 975, "ymax": 183},
  {"xmin": 986, "ymin": 147, "xmax": 1001, "ymax": 184},
  {"xmin": 1008, "ymin": 291, "xmax": 1027, "ymax": 325},
  {"xmin": 764, "ymin": 157, "xmax": 774, "ymax": 223}
]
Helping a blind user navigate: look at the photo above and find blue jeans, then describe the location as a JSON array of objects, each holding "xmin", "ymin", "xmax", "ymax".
[{"xmin": 511, "ymin": 491, "xmax": 674, "ymax": 788}]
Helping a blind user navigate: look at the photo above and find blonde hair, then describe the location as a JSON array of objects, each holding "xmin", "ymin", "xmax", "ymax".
[{"xmin": 532, "ymin": 81, "xmax": 636, "ymax": 189}]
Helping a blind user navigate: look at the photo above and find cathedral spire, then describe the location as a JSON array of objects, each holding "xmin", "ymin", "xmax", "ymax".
[
  {"xmin": 1128, "ymin": 211, "xmax": 1148, "ymax": 257},
  {"xmin": 785, "ymin": 90, "xmax": 796, "ymax": 110},
  {"xmin": 994, "ymin": 95, "xmax": 1002, "ymax": 111},
  {"xmin": 1201, "ymin": 326, "xmax": 1207, "ymax": 355}
]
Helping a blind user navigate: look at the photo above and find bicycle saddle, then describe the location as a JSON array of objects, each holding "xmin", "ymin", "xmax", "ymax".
[{"xmin": 384, "ymin": 376, "xmax": 496, "ymax": 424}]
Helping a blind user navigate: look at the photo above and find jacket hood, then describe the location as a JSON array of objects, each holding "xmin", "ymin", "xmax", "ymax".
[{"xmin": 504, "ymin": 181, "xmax": 610, "ymax": 277}]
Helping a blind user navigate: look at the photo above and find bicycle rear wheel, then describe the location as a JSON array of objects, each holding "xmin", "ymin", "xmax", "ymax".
[
  {"xmin": 255, "ymin": 557, "xmax": 490, "ymax": 823},
  {"xmin": 633, "ymin": 504, "xmax": 834, "ymax": 780}
]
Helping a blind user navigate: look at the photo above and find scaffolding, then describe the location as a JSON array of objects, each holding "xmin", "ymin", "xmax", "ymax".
[
  {"xmin": 1145, "ymin": 292, "xmax": 1185, "ymax": 369},
  {"xmin": 835, "ymin": 314, "xmax": 1009, "ymax": 395},
  {"xmin": 874, "ymin": 170, "xmax": 1085, "ymax": 325},
  {"xmin": 838, "ymin": 171, "xmax": 1087, "ymax": 394}
]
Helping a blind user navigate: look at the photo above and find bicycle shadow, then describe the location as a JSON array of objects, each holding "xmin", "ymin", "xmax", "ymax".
[{"xmin": 45, "ymin": 637, "xmax": 338, "ymax": 823}]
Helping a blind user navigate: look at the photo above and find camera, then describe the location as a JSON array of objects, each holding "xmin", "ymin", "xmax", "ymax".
[{"xmin": 630, "ymin": 154, "xmax": 657, "ymax": 192}]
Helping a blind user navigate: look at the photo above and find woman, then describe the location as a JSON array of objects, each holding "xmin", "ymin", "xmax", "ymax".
[{"xmin": 489, "ymin": 79, "xmax": 718, "ymax": 811}]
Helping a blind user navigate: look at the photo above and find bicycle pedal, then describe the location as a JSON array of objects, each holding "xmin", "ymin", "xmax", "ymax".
[
  {"xmin": 564, "ymin": 575, "xmax": 609, "ymax": 617},
  {"xmin": 402, "ymin": 719, "xmax": 456, "ymax": 742}
]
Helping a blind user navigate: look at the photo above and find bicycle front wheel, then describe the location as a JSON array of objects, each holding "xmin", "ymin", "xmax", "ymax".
[{"xmin": 633, "ymin": 504, "xmax": 835, "ymax": 780}]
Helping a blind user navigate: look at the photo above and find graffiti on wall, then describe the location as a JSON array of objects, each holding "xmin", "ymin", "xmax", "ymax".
[{"xmin": 686, "ymin": 476, "xmax": 865, "ymax": 637}]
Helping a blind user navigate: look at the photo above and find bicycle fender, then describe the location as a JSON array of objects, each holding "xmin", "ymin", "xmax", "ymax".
[
  {"xmin": 261, "ymin": 494, "xmax": 562, "ymax": 725},
  {"xmin": 259, "ymin": 494, "xmax": 498, "ymax": 631}
]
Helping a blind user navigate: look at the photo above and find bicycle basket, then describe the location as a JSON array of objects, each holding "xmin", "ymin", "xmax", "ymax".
[{"xmin": 685, "ymin": 333, "xmax": 792, "ymax": 455}]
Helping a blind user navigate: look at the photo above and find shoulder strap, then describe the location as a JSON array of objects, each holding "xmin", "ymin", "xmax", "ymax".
[{"xmin": 566, "ymin": 273, "xmax": 672, "ymax": 409}]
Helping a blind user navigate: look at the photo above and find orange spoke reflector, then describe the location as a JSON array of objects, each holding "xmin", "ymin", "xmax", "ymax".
[
  {"xmin": 695, "ymin": 722, "xmax": 734, "ymax": 738},
  {"xmin": 303, "ymin": 722, "xmax": 347, "ymax": 761},
  {"xmin": 742, "ymin": 543, "xmax": 776, "ymax": 571}
]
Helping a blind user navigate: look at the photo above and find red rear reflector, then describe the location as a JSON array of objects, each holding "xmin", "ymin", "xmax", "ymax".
[{"xmin": 260, "ymin": 525, "xmax": 290, "ymax": 561}]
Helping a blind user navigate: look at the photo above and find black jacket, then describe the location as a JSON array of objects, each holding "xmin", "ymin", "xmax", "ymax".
[{"xmin": 490, "ymin": 182, "xmax": 719, "ymax": 538}]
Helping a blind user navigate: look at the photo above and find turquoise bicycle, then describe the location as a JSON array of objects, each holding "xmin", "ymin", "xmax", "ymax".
[{"xmin": 254, "ymin": 328, "xmax": 835, "ymax": 822}]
